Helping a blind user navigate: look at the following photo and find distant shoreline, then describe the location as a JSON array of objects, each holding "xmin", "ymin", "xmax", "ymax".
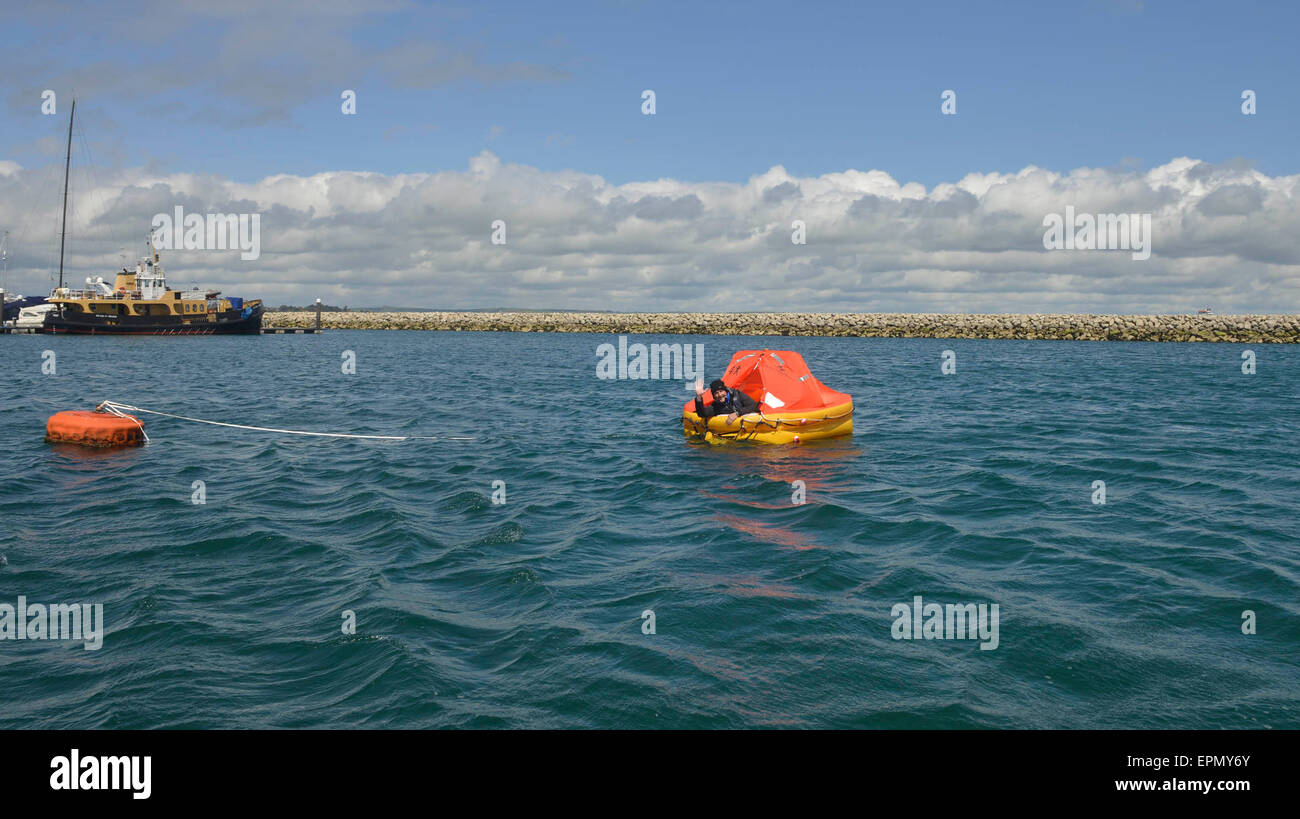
[{"xmin": 266, "ymin": 311, "xmax": 1300, "ymax": 343}]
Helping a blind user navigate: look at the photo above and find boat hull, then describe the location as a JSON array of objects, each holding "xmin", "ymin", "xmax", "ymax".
[
  {"xmin": 42, "ymin": 305, "xmax": 264, "ymax": 335},
  {"xmin": 3, "ymin": 296, "xmax": 47, "ymax": 322}
]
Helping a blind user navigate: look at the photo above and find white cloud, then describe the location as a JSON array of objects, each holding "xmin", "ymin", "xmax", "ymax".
[{"xmin": 1, "ymin": 152, "xmax": 1296, "ymax": 313}]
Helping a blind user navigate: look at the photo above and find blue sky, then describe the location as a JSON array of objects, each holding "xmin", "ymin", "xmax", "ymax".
[
  {"xmin": 4, "ymin": 0, "xmax": 1296, "ymax": 186},
  {"xmin": 1, "ymin": 0, "xmax": 1298, "ymax": 313}
]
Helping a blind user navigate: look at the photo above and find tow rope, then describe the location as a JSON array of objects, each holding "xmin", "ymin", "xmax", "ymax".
[{"xmin": 96, "ymin": 401, "xmax": 474, "ymax": 442}]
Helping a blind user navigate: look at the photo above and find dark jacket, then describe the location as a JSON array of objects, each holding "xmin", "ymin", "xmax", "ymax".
[{"xmin": 695, "ymin": 387, "xmax": 761, "ymax": 419}]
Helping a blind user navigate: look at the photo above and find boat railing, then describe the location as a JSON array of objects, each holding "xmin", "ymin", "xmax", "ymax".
[{"xmin": 58, "ymin": 289, "xmax": 143, "ymax": 300}]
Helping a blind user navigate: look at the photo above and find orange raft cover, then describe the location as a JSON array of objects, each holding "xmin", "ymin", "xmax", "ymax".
[
  {"xmin": 45, "ymin": 410, "xmax": 146, "ymax": 447},
  {"xmin": 685, "ymin": 349, "xmax": 852, "ymax": 415}
]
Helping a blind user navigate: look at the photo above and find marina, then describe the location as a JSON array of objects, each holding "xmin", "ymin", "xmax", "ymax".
[{"xmin": 4, "ymin": 100, "xmax": 266, "ymax": 336}]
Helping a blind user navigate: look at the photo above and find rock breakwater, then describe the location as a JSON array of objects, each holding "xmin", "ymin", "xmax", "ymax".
[{"xmin": 266, "ymin": 311, "xmax": 1300, "ymax": 342}]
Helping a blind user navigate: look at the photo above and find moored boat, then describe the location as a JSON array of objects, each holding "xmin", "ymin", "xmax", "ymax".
[
  {"xmin": 42, "ymin": 239, "xmax": 263, "ymax": 335},
  {"xmin": 38, "ymin": 99, "xmax": 262, "ymax": 336},
  {"xmin": 15, "ymin": 302, "xmax": 55, "ymax": 329},
  {"xmin": 3, "ymin": 294, "xmax": 47, "ymax": 324}
]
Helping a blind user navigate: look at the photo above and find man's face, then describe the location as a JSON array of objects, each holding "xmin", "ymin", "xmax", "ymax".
[{"xmin": 713, "ymin": 388, "xmax": 728, "ymax": 404}]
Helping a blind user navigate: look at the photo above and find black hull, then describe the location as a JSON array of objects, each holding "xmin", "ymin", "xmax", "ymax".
[{"xmin": 43, "ymin": 305, "xmax": 264, "ymax": 335}]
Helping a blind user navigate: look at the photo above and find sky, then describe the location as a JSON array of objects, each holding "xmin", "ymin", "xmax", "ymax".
[{"xmin": 1, "ymin": 0, "xmax": 1297, "ymax": 312}]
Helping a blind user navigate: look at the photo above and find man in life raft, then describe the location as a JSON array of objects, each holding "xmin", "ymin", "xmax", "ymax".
[{"xmin": 694, "ymin": 378, "xmax": 760, "ymax": 423}]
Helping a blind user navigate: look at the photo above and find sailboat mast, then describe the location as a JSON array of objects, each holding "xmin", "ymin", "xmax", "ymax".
[{"xmin": 57, "ymin": 99, "xmax": 75, "ymax": 291}]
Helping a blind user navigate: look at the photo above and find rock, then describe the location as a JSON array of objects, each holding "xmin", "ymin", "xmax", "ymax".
[{"xmin": 260, "ymin": 311, "xmax": 1300, "ymax": 342}]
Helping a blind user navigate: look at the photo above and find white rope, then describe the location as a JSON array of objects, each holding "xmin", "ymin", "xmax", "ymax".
[
  {"xmin": 99, "ymin": 401, "xmax": 150, "ymax": 443},
  {"xmin": 96, "ymin": 401, "xmax": 473, "ymax": 441}
]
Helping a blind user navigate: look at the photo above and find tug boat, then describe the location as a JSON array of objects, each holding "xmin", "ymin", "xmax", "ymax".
[
  {"xmin": 42, "ymin": 238, "xmax": 263, "ymax": 335},
  {"xmin": 38, "ymin": 99, "xmax": 263, "ymax": 335},
  {"xmin": 683, "ymin": 349, "xmax": 854, "ymax": 444}
]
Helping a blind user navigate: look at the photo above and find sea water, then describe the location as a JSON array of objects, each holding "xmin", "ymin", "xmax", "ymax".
[{"xmin": 1, "ymin": 331, "xmax": 1296, "ymax": 728}]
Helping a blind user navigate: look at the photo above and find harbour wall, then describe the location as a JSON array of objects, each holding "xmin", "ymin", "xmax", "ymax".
[{"xmin": 267, "ymin": 311, "xmax": 1300, "ymax": 342}]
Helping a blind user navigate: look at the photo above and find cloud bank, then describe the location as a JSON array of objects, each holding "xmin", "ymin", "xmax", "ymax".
[{"xmin": 1, "ymin": 153, "xmax": 1296, "ymax": 313}]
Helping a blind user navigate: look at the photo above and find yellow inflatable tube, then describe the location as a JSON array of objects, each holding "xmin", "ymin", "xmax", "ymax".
[{"xmin": 682, "ymin": 400, "xmax": 854, "ymax": 444}]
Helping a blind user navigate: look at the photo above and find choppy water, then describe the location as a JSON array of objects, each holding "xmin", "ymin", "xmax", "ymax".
[{"xmin": 1, "ymin": 331, "xmax": 1297, "ymax": 728}]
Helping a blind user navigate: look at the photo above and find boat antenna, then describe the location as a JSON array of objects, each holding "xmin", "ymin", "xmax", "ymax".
[
  {"xmin": 57, "ymin": 99, "xmax": 75, "ymax": 291},
  {"xmin": 148, "ymin": 230, "xmax": 161, "ymax": 270}
]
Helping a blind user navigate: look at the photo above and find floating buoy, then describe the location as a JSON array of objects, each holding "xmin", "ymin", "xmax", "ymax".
[{"xmin": 45, "ymin": 410, "xmax": 146, "ymax": 447}]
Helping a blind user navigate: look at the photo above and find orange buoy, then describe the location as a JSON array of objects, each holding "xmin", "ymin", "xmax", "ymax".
[{"xmin": 45, "ymin": 410, "xmax": 146, "ymax": 447}]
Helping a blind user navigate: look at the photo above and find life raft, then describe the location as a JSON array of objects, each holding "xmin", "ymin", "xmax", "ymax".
[
  {"xmin": 683, "ymin": 349, "xmax": 853, "ymax": 444},
  {"xmin": 45, "ymin": 410, "xmax": 146, "ymax": 447}
]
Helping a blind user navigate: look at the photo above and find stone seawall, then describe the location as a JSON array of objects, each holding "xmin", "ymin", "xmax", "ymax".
[{"xmin": 266, "ymin": 311, "xmax": 1300, "ymax": 342}]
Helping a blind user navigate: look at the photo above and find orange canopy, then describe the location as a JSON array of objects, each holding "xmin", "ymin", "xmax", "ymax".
[{"xmin": 686, "ymin": 349, "xmax": 852, "ymax": 414}]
